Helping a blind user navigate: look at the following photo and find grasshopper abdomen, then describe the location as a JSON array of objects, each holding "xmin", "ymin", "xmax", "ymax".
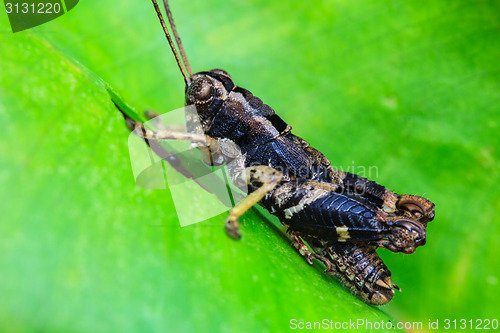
[{"xmin": 266, "ymin": 181, "xmax": 386, "ymax": 241}]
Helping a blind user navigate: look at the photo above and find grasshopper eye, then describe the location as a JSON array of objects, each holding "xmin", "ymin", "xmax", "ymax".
[
  {"xmin": 186, "ymin": 77, "xmax": 216, "ymax": 113},
  {"xmin": 193, "ymin": 79, "xmax": 214, "ymax": 101},
  {"xmin": 198, "ymin": 83, "xmax": 214, "ymax": 100}
]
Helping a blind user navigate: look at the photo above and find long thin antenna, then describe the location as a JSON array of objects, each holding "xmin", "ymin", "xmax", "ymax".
[
  {"xmin": 163, "ymin": 0, "xmax": 193, "ymax": 76},
  {"xmin": 151, "ymin": 0, "xmax": 191, "ymax": 84}
]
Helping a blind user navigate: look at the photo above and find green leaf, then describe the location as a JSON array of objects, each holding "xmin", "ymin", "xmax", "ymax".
[
  {"xmin": 1, "ymin": 0, "xmax": 499, "ymax": 332},
  {"xmin": 0, "ymin": 5, "xmax": 399, "ymax": 333}
]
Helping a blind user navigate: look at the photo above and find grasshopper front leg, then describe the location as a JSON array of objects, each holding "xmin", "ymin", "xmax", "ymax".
[
  {"xmin": 126, "ymin": 117, "xmax": 212, "ymax": 145},
  {"xmin": 126, "ymin": 115, "xmax": 227, "ymax": 165},
  {"xmin": 225, "ymin": 166, "xmax": 282, "ymax": 239}
]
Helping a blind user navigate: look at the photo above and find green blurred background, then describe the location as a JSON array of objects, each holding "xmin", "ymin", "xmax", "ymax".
[{"xmin": 1, "ymin": 0, "xmax": 499, "ymax": 332}]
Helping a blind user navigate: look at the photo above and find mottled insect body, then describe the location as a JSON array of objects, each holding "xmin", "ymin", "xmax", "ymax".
[
  {"xmin": 265, "ymin": 180, "xmax": 430, "ymax": 254},
  {"xmin": 305, "ymin": 238, "xmax": 399, "ymax": 305},
  {"xmin": 122, "ymin": 0, "xmax": 436, "ymax": 305},
  {"xmin": 185, "ymin": 69, "xmax": 433, "ymax": 254}
]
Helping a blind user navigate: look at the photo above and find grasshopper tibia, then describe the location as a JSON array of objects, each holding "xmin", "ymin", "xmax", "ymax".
[{"xmin": 226, "ymin": 166, "xmax": 282, "ymax": 239}]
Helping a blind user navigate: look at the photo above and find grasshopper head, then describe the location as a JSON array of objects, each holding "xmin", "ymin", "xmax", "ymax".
[{"xmin": 186, "ymin": 69, "xmax": 234, "ymax": 115}]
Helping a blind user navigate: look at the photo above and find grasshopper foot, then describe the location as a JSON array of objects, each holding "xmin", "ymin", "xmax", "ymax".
[{"xmin": 225, "ymin": 217, "xmax": 241, "ymax": 239}]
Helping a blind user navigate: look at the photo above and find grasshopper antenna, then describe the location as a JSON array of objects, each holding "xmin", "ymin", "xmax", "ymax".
[
  {"xmin": 151, "ymin": 0, "xmax": 193, "ymax": 84},
  {"xmin": 163, "ymin": 0, "xmax": 193, "ymax": 76}
]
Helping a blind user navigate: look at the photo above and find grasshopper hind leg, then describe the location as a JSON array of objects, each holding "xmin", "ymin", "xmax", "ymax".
[{"xmin": 305, "ymin": 237, "xmax": 400, "ymax": 305}]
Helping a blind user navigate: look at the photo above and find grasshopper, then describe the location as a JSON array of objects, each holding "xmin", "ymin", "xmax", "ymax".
[{"xmin": 122, "ymin": 0, "xmax": 435, "ymax": 305}]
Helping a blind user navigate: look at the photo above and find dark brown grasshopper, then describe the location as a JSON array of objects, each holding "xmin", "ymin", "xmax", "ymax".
[{"xmin": 122, "ymin": 0, "xmax": 435, "ymax": 305}]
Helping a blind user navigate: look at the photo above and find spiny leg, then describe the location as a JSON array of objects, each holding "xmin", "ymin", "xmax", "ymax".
[
  {"xmin": 225, "ymin": 166, "xmax": 282, "ymax": 239},
  {"xmin": 304, "ymin": 237, "xmax": 400, "ymax": 305},
  {"xmin": 126, "ymin": 115, "xmax": 226, "ymax": 166},
  {"xmin": 288, "ymin": 231, "xmax": 333, "ymax": 271}
]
